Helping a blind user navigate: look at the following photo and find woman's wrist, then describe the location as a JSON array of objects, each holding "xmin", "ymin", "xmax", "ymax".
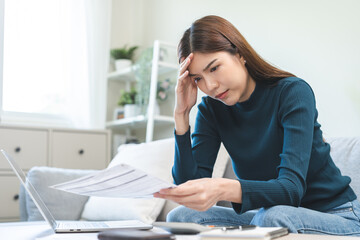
[
  {"xmin": 174, "ymin": 112, "xmax": 190, "ymax": 135},
  {"xmin": 217, "ymin": 178, "xmax": 242, "ymax": 203}
]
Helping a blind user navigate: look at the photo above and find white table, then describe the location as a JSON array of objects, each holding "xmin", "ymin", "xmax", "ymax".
[
  {"xmin": 0, "ymin": 221, "xmax": 359, "ymax": 240},
  {"xmin": 0, "ymin": 221, "xmax": 196, "ymax": 240}
]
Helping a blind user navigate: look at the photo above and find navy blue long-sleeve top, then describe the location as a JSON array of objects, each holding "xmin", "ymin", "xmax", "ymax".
[{"xmin": 173, "ymin": 77, "xmax": 356, "ymax": 214}]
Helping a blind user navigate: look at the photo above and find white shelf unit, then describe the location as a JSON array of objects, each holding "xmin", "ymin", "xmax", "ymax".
[
  {"xmin": 106, "ymin": 40, "xmax": 177, "ymax": 142},
  {"xmin": 107, "ymin": 66, "xmax": 136, "ymax": 84},
  {"xmin": 106, "ymin": 115, "xmax": 174, "ymax": 129}
]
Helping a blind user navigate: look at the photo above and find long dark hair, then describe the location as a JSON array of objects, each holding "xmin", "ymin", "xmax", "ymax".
[{"xmin": 178, "ymin": 15, "xmax": 295, "ymax": 85}]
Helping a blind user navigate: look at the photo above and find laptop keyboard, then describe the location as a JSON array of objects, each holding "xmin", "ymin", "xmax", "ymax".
[{"xmin": 59, "ymin": 221, "xmax": 108, "ymax": 229}]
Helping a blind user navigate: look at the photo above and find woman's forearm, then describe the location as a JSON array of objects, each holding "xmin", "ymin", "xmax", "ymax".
[{"xmin": 218, "ymin": 178, "xmax": 242, "ymax": 203}]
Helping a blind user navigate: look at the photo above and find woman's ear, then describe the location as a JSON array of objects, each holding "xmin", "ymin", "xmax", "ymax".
[{"xmin": 237, "ymin": 54, "xmax": 246, "ymax": 65}]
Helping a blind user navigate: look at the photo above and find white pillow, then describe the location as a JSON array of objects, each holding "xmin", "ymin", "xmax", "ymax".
[
  {"xmin": 81, "ymin": 138, "xmax": 230, "ymax": 223},
  {"xmin": 327, "ymin": 137, "xmax": 360, "ymax": 197},
  {"xmin": 213, "ymin": 143, "xmax": 230, "ymax": 178},
  {"xmin": 81, "ymin": 138, "xmax": 175, "ymax": 223}
]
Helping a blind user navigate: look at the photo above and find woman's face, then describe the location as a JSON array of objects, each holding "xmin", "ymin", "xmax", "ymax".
[{"xmin": 187, "ymin": 51, "xmax": 255, "ymax": 106}]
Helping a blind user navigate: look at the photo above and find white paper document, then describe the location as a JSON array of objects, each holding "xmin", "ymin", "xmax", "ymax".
[
  {"xmin": 199, "ymin": 227, "xmax": 288, "ymax": 239},
  {"xmin": 51, "ymin": 164, "xmax": 176, "ymax": 198}
]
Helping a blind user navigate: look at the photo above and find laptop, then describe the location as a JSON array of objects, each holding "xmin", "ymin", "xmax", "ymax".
[{"xmin": 1, "ymin": 149, "xmax": 153, "ymax": 233}]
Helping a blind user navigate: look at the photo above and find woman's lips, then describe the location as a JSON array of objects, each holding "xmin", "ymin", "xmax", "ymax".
[{"xmin": 215, "ymin": 90, "xmax": 229, "ymax": 99}]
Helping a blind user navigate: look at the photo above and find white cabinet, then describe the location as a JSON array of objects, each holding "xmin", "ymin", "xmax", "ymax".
[
  {"xmin": 0, "ymin": 125, "xmax": 111, "ymax": 222},
  {"xmin": 0, "ymin": 175, "xmax": 21, "ymax": 220},
  {"xmin": 106, "ymin": 40, "xmax": 177, "ymax": 143},
  {"xmin": 51, "ymin": 130, "xmax": 108, "ymax": 169},
  {"xmin": 0, "ymin": 127, "xmax": 48, "ymax": 170}
]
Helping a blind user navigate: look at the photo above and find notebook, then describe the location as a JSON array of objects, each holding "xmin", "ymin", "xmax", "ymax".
[
  {"xmin": 1, "ymin": 149, "xmax": 153, "ymax": 233},
  {"xmin": 199, "ymin": 226, "xmax": 288, "ymax": 240}
]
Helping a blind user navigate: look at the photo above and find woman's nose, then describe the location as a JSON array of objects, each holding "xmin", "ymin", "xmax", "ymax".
[{"xmin": 205, "ymin": 78, "xmax": 219, "ymax": 92}]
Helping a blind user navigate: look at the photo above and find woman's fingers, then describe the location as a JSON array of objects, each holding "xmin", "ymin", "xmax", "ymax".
[
  {"xmin": 154, "ymin": 178, "xmax": 220, "ymax": 212},
  {"xmin": 177, "ymin": 53, "xmax": 194, "ymax": 89},
  {"xmin": 179, "ymin": 57, "xmax": 186, "ymax": 68},
  {"xmin": 179, "ymin": 53, "xmax": 193, "ymax": 74},
  {"xmin": 174, "ymin": 52, "xmax": 197, "ymax": 114},
  {"xmin": 179, "ymin": 59, "xmax": 190, "ymax": 75},
  {"xmin": 178, "ymin": 70, "xmax": 189, "ymax": 82},
  {"xmin": 180, "ymin": 53, "xmax": 193, "ymax": 67},
  {"xmin": 154, "ymin": 191, "xmax": 216, "ymax": 212},
  {"xmin": 154, "ymin": 191, "xmax": 196, "ymax": 203},
  {"xmin": 159, "ymin": 181, "xmax": 202, "ymax": 196}
]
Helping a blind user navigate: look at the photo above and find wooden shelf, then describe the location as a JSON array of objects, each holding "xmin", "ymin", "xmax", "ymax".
[{"xmin": 106, "ymin": 115, "xmax": 174, "ymax": 130}]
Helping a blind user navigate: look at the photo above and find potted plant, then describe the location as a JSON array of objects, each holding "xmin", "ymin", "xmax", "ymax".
[
  {"xmin": 110, "ymin": 45, "xmax": 138, "ymax": 71},
  {"xmin": 117, "ymin": 88, "xmax": 140, "ymax": 118}
]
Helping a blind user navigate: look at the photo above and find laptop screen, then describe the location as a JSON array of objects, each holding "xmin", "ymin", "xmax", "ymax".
[{"xmin": 1, "ymin": 149, "xmax": 57, "ymax": 229}]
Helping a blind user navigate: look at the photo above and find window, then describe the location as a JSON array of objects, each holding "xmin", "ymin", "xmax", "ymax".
[{"xmin": 1, "ymin": 0, "xmax": 91, "ymax": 127}]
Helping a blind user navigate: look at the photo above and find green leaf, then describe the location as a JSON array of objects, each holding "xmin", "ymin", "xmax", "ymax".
[{"xmin": 110, "ymin": 45, "xmax": 138, "ymax": 60}]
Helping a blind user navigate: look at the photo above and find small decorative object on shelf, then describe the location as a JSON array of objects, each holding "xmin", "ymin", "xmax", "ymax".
[
  {"xmin": 113, "ymin": 107, "xmax": 124, "ymax": 120},
  {"xmin": 110, "ymin": 45, "xmax": 138, "ymax": 71},
  {"xmin": 154, "ymin": 78, "xmax": 173, "ymax": 116},
  {"xmin": 157, "ymin": 78, "xmax": 171, "ymax": 101},
  {"xmin": 117, "ymin": 88, "xmax": 140, "ymax": 118}
]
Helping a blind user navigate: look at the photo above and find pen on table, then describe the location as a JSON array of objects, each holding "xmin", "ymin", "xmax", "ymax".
[{"xmin": 221, "ymin": 225, "xmax": 257, "ymax": 231}]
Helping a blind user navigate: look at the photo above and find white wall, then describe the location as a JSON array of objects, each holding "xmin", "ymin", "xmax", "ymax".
[
  {"xmin": 110, "ymin": 0, "xmax": 144, "ymax": 49},
  {"xmin": 112, "ymin": 0, "xmax": 360, "ymax": 137}
]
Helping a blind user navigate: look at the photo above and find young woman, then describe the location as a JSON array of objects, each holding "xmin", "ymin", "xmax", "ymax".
[{"xmin": 153, "ymin": 15, "xmax": 360, "ymax": 235}]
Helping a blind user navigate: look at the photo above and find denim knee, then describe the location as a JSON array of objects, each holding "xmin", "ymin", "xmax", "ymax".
[
  {"xmin": 251, "ymin": 206, "xmax": 295, "ymax": 229},
  {"xmin": 166, "ymin": 205, "xmax": 201, "ymax": 223}
]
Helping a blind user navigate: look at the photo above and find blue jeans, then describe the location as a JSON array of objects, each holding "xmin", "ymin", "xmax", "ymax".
[{"xmin": 166, "ymin": 199, "xmax": 360, "ymax": 236}]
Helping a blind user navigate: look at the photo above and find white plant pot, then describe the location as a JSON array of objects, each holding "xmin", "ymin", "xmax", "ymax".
[
  {"xmin": 115, "ymin": 59, "xmax": 132, "ymax": 71},
  {"xmin": 124, "ymin": 104, "xmax": 141, "ymax": 118}
]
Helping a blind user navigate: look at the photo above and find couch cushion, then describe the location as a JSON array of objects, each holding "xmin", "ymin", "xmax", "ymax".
[
  {"xmin": 24, "ymin": 167, "xmax": 96, "ymax": 221},
  {"xmin": 327, "ymin": 137, "xmax": 360, "ymax": 197}
]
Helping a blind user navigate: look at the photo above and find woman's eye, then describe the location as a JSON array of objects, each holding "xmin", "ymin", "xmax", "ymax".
[
  {"xmin": 210, "ymin": 65, "xmax": 219, "ymax": 72},
  {"xmin": 194, "ymin": 77, "xmax": 201, "ymax": 82}
]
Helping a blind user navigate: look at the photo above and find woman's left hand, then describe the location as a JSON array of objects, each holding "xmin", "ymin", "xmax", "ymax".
[{"xmin": 153, "ymin": 178, "xmax": 241, "ymax": 212}]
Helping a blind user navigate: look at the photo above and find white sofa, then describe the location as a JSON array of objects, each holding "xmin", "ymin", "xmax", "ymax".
[{"xmin": 19, "ymin": 136, "xmax": 360, "ymax": 223}]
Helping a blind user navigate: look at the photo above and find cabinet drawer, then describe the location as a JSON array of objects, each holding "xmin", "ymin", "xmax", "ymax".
[
  {"xmin": 51, "ymin": 131, "xmax": 108, "ymax": 170},
  {"xmin": 0, "ymin": 175, "xmax": 21, "ymax": 219},
  {"xmin": 0, "ymin": 128, "xmax": 48, "ymax": 170}
]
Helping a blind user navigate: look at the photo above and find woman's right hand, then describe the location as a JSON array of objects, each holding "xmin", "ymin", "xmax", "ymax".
[{"xmin": 174, "ymin": 53, "xmax": 197, "ymax": 134}]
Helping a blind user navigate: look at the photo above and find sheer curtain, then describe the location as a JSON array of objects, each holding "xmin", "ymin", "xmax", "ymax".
[
  {"xmin": 1, "ymin": 0, "xmax": 111, "ymax": 129},
  {"xmin": 84, "ymin": 0, "xmax": 112, "ymax": 129},
  {"xmin": 0, "ymin": 0, "xmax": 4, "ymax": 123}
]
